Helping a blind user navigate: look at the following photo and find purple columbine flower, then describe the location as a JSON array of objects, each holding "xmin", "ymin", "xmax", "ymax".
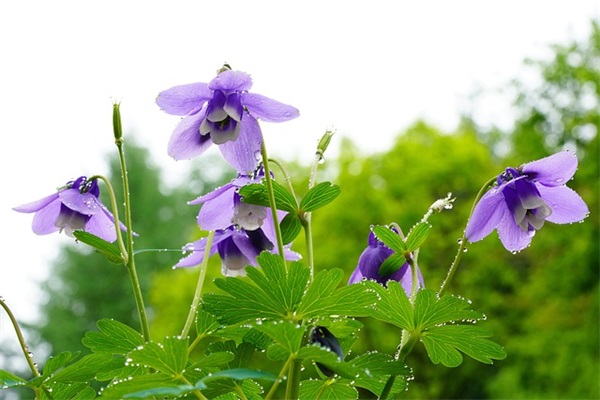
[
  {"xmin": 156, "ymin": 67, "xmax": 299, "ymax": 173},
  {"xmin": 465, "ymin": 151, "xmax": 589, "ymax": 252},
  {"xmin": 13, "ymin": 176, "xmax": 125, "ymax": 242},
  {"xmin": 189, "ymin": 173, "xmax": 267, "ymax": 231},
  {"xmin": 348, "ymin": 231, "xmax": 424, "ymax": 296},
  {"xmin": 175, "ymin": 224, "xmax": 301, "ymax": 277}
]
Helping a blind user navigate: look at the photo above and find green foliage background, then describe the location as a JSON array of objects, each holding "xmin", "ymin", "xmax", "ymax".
[{"xmin": 23, "ymin": 21, "xmax": 599, "ymax": 399}]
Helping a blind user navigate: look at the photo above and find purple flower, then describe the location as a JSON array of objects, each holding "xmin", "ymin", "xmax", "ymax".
[
  {"xmin": 156, "ymin": 68, "xmax": 299, "ymax": 173},
  {"xmin": 189, "ymin": 173, "xmax": 267, "ymax": 231},
  {"xmin": 465, "ymin": 151, "xmax": 589, "ymax": 252},
  {"xmin": 348, "ymin": 231, "xmax": 425, "ymax": 296},
  {"xmin": 13, "ymin": 176, "xmax": 125, "ymax": 242},
  {"xmin": 175, "ymin": 224, "xmax": 301, "ymax": 277}
]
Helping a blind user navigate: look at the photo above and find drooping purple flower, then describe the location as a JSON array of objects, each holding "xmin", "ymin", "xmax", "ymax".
[
  {"xmin": 348, "ymin": 231, "xmax": 425, "ymax": 296},
  {"xmin": 465, "ymin": 151, "xmax": 589, "ymax": 252},
  {"xmin": 156, "ymin": 67, "xmax": 299, "ymax": 173},
  {"xmin": 311, "ymin": 326, "xmax": 344, "ymax": 377},
  {"xmin": 175, "ymin": 225, "xmax": 301, "ymax": 277},
  {"xmin": 189, "ymin": 172, "xmax": 267, "ymax": 231},
  {"xmin": 13, "ymin": 176, "xmax": 125, "ymax": 242}
]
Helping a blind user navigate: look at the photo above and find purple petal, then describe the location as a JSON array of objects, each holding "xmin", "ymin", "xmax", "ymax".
[
  {"xmin": 231, "ymin": 232, "xmax": 261, "ymax": 265},
  {"xmin": 515, "ymin": 179, "xmax": 544, "ymax": 209},
  {"xmin": 496, "ymin": 210, "xmax": 533, "ymax": 252},
  {"xmin": 536, "ymin": 184, "xmax": 589, "ymax": 224},
  {"xmin": 283, "ymin": 246, "xmax": 302, "ymax": 261},
  {"xmin": 156, "ymin": 82, "xmax": 212, "ymax": 116},
  {"xmin": 522, "ymin": 151, "xmax": 578, "ymax": 187},
  {"xmin": 175, "ymin": 231, "xmax": 232, "ymax": 268},
  {"xmin": 224, "ymin": 92, "xmax": 243, "ymax": 122},
  {"xmin": 242, "ymin": 93, "xmax": 300, "ymax": 122},
  {"xmin": 348, "ymin": 267, "xmax": 364, "ymax": 284},
  {"xmin": 86, "ymin": 208, "xmax": 118, "ymax": 242},
  {"xmin": 465, "ymin": 187, "xmax": 506, "ymax": 242},
  {"xmin": 196, "ymin": 186, "xmax": 236, "ymax": 230},
  {"xmin": 13, "ymin": 193, "xmax": 60, "ymax": 213},
  {"xmin": 167, "ymin": 109, "xmax": 212, "ymax": 160},
  {"xmin": 59, "ymin": 189, "xmax": 103, "ymax": 215},
  {"xmin": 219, "ymin": 115, "xmax": 262, "ymax": 173},
  {"xmin": 209, "ymin": 70, "xmax": 252, "ymax": 92},
  {"xmin": 188, "ymin": 182, "xmax": 235, "ymax": 205},
  {"xmin": 205, "ymin": 91, "xmax": 228, "ymax": 122},
  {"xmin": 30, "ymin": 198, "xmax": 62, "ymax": 235}
]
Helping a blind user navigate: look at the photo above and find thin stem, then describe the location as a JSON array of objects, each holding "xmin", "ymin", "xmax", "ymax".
[
  {"xmin": 285, "ymin": 358, "xmax": 302, "ymax": 400},
  {"xmin": 380, "ymin": 332, "xmax": 420, "ymax": 399},
  {"xmin": 301, "ymin": 152, "xmax": 323, "ymax": 281},
  {"xmin": 268, "ymin": 158, "xmax": 299, "ymax": 203},
  {"xmin": 438, "ymin": 176, "xmax": 496, "ymax": 296},
  {"xmin": 181, "ymin": 231, "xmax": 215, "ymax": 338},
  {"xmin": 260, "ymin": 140, "xmax": 286, "ymax": 264},
  {"xmin": 116, "ymin": 138, "xmax": 151, "ymax": 342},
  {"xmin": 407, "ymin": 254, "xmax": 419, "ymax": 305},
  {"xmin": 265, "ymin": 355, "xmax": 293, "ymax": 400},
  {"xmin": 0, "ymin": 297, "xmax": 40, "ymax": 377},
  {"xmin": 88, "ymin": 174, "xmax": 129, "ymax": 262}
]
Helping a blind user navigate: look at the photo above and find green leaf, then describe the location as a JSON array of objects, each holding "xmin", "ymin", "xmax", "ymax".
[
  {"xmin": 101, "ymin": 373, "xmax": 177, "ymax": 399},
  {"xmin": 238, "ymin": 180, "xmax": 298, "ymax": 212},
  {"xmin": 41, "ymin": 351, "xmax": 77, "ymax": 376},
  {"xmin": 196, "ymin": 307, "xmax": 220, "ymax": 337},
  {"xmin": 414, "ymin": 290, "xmax": 483, "ymax": 330},
  {"xmin": 203, "ymin": 253, "xmax": 309, "ymax": 324},
  {"xmin": 129, "ymin": 336, "xmax": 189, "ymax": 375},
  {"xmin": 82, "ymin": 318, "xmax": 144, "ymax": 354},
  {"xmin": 42, "ymin": 382, "xmax": 96, "ymax": 400},
  {"xmin": 297, "ymin": 269, "xmax": 378, "ymax": 319},
  {"xmin": 372, "ymin": 226, "xmax": 406, "ymax": 253},
  {"xmin": 378, "ymin": 253, "xmax": 407, "ymax": 277},
  {"xmin": 421, "ymin": 325, "xmax": 507, "ymax": 367},
  {"xmin": 349, "ymin": 351, "xmax": 410, "ymax": 377},
  {"xmin": 404, "ymin": 222, "xmax": 431, "ymax": 252},
  {"xmin": 299, "ymin": 378, "xmax": 359, "ymax": 400},
  {"xmin": 123, "ymin": 384, "xmax": 195, "ymax": 399},
  {"xmin": 255, "ymin": 320, "xmax": 305, "ymax": 354},
  {"xmin": 0, "ymin": 369, "xmax": 27, "ymax": 388},
  {"xmin": 199, "ymin": 368, "xmax": 277, "ymax": 383},
  {"xmin": 280, "ymin": 213, "xmax": 303, "ymax": 244},
  {"xmin": 51, "ymin": 353, "xmax": 117, "ymax": 382},
  {"xmin": 299, "ymin": 182, "xmax": 340, "ymax": 212},
  {"xmin": 189, "ymin": 352, "xmax": 235, "ymax": 370},
  {"xmin": 73, "ymin": 230, "xmax": 124, "ymax": 264},
  {"xmin": 368, "ymin": 281, "xmax": 414, "ymax": 330}
]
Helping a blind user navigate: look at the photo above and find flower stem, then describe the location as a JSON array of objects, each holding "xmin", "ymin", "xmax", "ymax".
[
  {"xmin": 407, "ymin": 254, "xmax": 419, "ymax": 305},
  {"xmin": 260, "ymin": 140, "xmax": 286, "ymax": 265},
  {"xmin": 88, "ymin": 174, "xmax": 128, "ymax": 262},
  {"xmin": 0, "ymin": 297, "xmax": 40, "ymax": 378},
  {"xmin": 438, "ymin": 176, "xmax": 496, "ymax": 297},
  {"xmin": 380, "ymin": 331, "xmax": 420, "ymax": 399},
  {"xmin": 285, "ymin": 358, "xmax": 302, "ymax": 400},
  {"xmin": 181, "ymin": 231, "xmax": 215, "ymax": 339},
  {"xmin": 115, "ymin": 134, "xmax": 151, "ymax": 342},
  {"xmin": 265, "ymin": 355, "xmax": 293, "ymax": 400}
]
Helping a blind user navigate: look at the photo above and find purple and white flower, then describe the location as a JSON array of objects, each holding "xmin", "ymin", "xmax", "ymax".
[
  {"xmin": 348, "ymin": 231, "xmax": 424, "ymax": 296},
  {"xmin": 13, "ymin": 176, "xmax": 125, "ymax": 242},
  {"xmin": 465, "ymin": 151, "xmax": 589, "ymax": 252},
  {"xmin": 156, "ymin": 67, "xmax": 299, "ymax": 173},
  {"xmin": 189, "ymin": 173, "xmax": 267, "ymax": 232}
]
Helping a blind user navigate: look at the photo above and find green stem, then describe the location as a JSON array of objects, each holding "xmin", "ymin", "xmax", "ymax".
[
  {"xmin": 285, "ymin": 358, "xmax": 302, "ymax": 400},
  {"xmin": 380, "ymin": 332, "xmax": 420, "ymax": 399},
  {"xmin": 301, "ymin": 152, "xmax": 323, "ymax": 281},
  {"xmin": 181, "ymin": 231, "xmax": 215, "ymax": 338},
  {"xmin": 268, "ymin": 158, "xmax": 299, "ymax": 203},
  {"xmin": 261, "ymin": 140, "xmax": 286, "ymax": 265},
  {"xmin": 438, "ymin": 176, "xmax": 496, "ymax": 296},
  {"xmin": 407, "ymin": 254, "xmax": 419, "ymax": 305},
  {"xmin": 0, "ymin": 298, "xmax": 40, "ymax": 377},
  {"xmin": 115, "ymin": 137, "xmax": 151, "ymax": 342},
  {"xmin": 88, "ymin": 175, "xmax": 129, "ymax": 262},
  {"xmin": 265, "ymin": 355, "xmax": 293, "ymax": 400}
]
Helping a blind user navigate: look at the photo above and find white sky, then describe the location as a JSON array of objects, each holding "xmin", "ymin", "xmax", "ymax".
[{"xmin": 0, "ymin": 0, "xmax": 598, "ymax": 368}]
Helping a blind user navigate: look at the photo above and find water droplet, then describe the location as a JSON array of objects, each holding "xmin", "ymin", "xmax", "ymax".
[
  {"xmin": 462, "ymin": 247, "xmax": 468, "ymax": 253},
  {"xmin": 457, "ymin": 238, "xmax": 463, "ymax": 245}
]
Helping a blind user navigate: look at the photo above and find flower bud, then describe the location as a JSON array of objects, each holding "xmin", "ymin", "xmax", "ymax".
[
  {"xmin": 316, "ymin": 130, "xmax": 334, "ymax": 156},
  {"xmin": 112, "ymin": 102, "xmax": 123, "ymax": 141},
  {"xmin": 311, "ymin": 326, "xmax": 343, "ymax": 377}
]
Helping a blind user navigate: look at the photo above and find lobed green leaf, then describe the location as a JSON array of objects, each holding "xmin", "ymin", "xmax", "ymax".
[
  {"xmin": 82, "ymin": 318, "xmax": 144, "ymax": 354},
  {"xmin": 404, "ymin": 222, "xmax": 431, "ymax": 252},
  {"xmin": 299, "ymin": 182, "xmax": 341, "ymax": 212},
  {"xmin": 73, "ymin": 230, "xmax": 124, "ymax": 264},
  {"xmin": 372, "ymin": 226, "xmax": 406, "ymax": 253},
  {"xmin": 299, "ymin": 378, "xmax": 359, "ymax": 400}
]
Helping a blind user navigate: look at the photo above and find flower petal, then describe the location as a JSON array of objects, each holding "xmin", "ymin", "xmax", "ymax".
[
  {"xmin": 497, "ymin": 210, "xmax": 533, "ymax": 252},
  {"xmin": 465, "ymin": 187, "xmax": 506, "ymax": 242},
  {"xmin": 30, "ymin": 198, "xmax": 62, "ymax": 235},
  {"xmin": 175, "ymin": 230, "xmax": 232, "ymax": 268},
  {"xmin": 348, "ymin": 267, "xmax": 365, "ymax": 284},
  {"xmin": 522, "ymin": 151, "xmax": 578, "ymax": 187},
  {"xmin": 219, "ymin": 115, "xmax": 262, "ymax": 173},
  {"xmin": 167, "ymin": 109, "xmax": 212, "ymax": 160},
  {"xmin": 13, "ymin": 193, "xmax": 60, "ymax": 213},
  {"xmin": 59, "ymin": 189, "xmax": 103, "ymax": 215},
  {"xmin": 536, "ymin": 184, "xmax": 589, "ymax": 224},
  {"xmin": 156, "ymin": 82, "xmax": 212, "ymax": 116},
  {"xmin": 86, "ymin": 207, "xmax": 118, "ymax": 242},
  {"xmin": 196, "ymin": 186, "xmax": 236, "ymax": 230},
  {"xmin": 188, "ymin": 182, "xmax": 234, "ymax": 205},
  {"xmin": 209, "ymin": 70, "xmax": 252, "ymax": 92},
  {"xmin": 242, "ymin": 93, "xmax": 300, "ymax": 122}
]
